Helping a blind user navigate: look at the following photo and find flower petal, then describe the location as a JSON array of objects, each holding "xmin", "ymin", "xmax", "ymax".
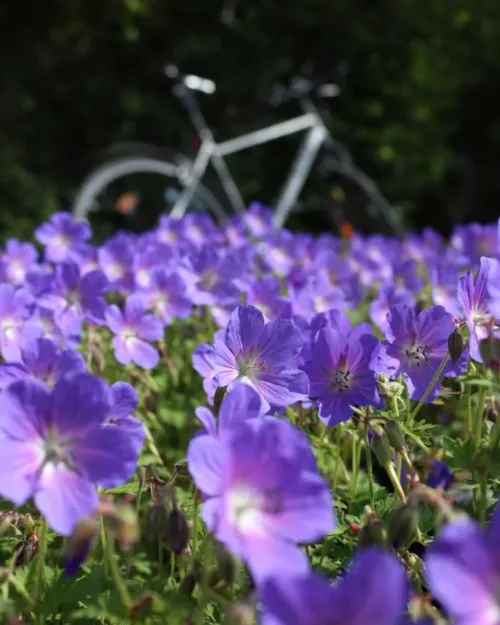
[{"xmin": 34, "ymin": 463, "xmax": 99, "ymax": 535}]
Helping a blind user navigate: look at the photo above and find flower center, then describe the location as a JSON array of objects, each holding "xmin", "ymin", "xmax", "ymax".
[
  {"xmin": 43, "ymin": 428, "xmax": 73, "ymax": 467},
  {"xmin": 55, "ymin": 234, "xmax": 71, "ymax": 249},
  {"xmin": 108, "ymin": 263, "xmax": 125, "ymax": 280},
  {"xmin": 227, "ymin": 486, "xmax": 282, "ymax": 533},
  {"xmin": 8, "ymin": 260, "xmax": 25, "ymax": 282},
  {"xmin": 331, "ymin": 368, "xmax": 351, "ymax": 392},
  {"xmin": 136, "ymin": 268, "xmax": 150, "ymax": 288},
  {"xmin": 405, "ymin": 340, "xmax": 429, "ymax": 366},
  {"xmin": 200, "ymin": 270, "xmax": 219, "ymax": 290},
  {"xmin": 237, "ymin": 353, "xmax": 264, "ymax": 379},
  {"xmin": 1, "ymin": 318, "xmax": 18, "ymax": 341}
]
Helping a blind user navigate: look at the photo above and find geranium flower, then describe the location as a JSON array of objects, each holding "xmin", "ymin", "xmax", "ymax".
[{"xmin": 0, "ymin": 374, "xmax": 139, "ymax": 535}]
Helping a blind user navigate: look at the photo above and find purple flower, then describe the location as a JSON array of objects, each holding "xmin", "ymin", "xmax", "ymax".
[
  {"xmin": 451, "ymin": 223, "xmax": 499, "ymax": 265},
  {"xmin": 426, "ymin": 458, "xmax": 454, "ymax": 490},
  {"xmin": 35, "ymin": 212, "xmax": 91, "ymax": 263},
  {"xmin": 103, "ymin": 382, "xmax": 145, "ymax": 453},
  {"xmin": 194, "ymin": 382, "xmax": 265, "ymax": 437},
  {"xmin": 371, "ymin": 305, "xmax": 468, "ymax": 403},
  {"xmin": 458, "ymin": 256, "xmax": 500, "ymax": 362},
  {"xmin": 0, "ymin": 374, "xmax": 139, "ymax": 534},
  {"xmin": 156, "ymin": 215, "xmax": 184, "ymax": 245},
  {"xmin": 0, "ymin": 284, "xmax": 41, "ymax": 362},
  {"xmin": 133, "ymin": 242, "xmax": 174, "ymax": 290},
  {"xmin": 138, "ymin": 268, "xmax": 192, "ymax": 325},
  {"xmin": 38, "ymin": 262, "xmax": 108, "ymax": 335},
  {"xmin": 0, "ymin": 338, "xmax": 86, "ymax": 389},
  {"xmin": 32, "ymin": 306, "xmax": 81, "ymax": 349},
  {"xmin": 97, "ymin": 236, "xmax": 135, "ymax": 292},
  {"xmin": 260, "ymin": 547, "xmax": 408, "ymax": 625},
  {"xmin": 487, "ymin": 257, "xmax": 500, "ymax": 317},
  {"xmin": 245, "ymin": 276, "xmax": 292, "ymax": 322},
  {"xmin": 106, "ymin": 295, "xmax": 163, "ymax": 369},
  {"xmin": 181, "ymin": 214, "xmax": 223, "ymax": 248},
  {"xmin": 192, "ymin": 343, "xmax": 219, "ymax": 404},
  {"xmin": 187, "ymin": 416, "xmax": 334, "ymax": 583},
  {"xmin": 0, "ymin": 239, "xmax": 38, "ymax": 285},
  {"xmin": 369, "ymin": 282, "xmax": 415, "ymax": 334},
  {"xmin": 425, "ymin": 506, "xmax": 500, "ymax": 625},
  {"xmin": 305, "ymin": 319, "xmax": 383, "ymax": 426},
  {"xmin": 186, "ymin": 245, "xmax": 240, "ymax": 306},
  {"xmin": 259, "ymin": 231, "xmax": 296, "ymax": 278},
  {"xmin": 391, "ymin": 259, "xmax": 424, "ymax": 292},
  {"xmin": 289, "ymin": 271, "xmax": 345, "ymax": 323},
  {"xmin": 243, "ymin": 202, "xmax": 273, "ymax": 238},
  {"xmin": 430, "ymin": 261, "xmax": 463, "ymax": 317},
  {"xmin": 208, "ymin": 305, "xmax": 309, "ymax": 413}
]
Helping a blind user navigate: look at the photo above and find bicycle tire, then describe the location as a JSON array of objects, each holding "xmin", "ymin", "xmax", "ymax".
[{"xmin": 71, "ymin": 146, "xmax": 229, "ymax": 230}]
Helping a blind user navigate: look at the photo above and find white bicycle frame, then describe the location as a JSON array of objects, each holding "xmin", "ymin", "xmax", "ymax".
[{"xmin": 169, "ymin": 110, "xmax": 329, "ymax": 229}]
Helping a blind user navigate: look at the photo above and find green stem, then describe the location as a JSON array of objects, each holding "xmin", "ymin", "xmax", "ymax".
[
  {"xmin": 479, "ymin": 472, "xmax": 489, "ymax": 525},
  {"xmin": 384, "ymin": 462, "xmax": 406, "ymax": 503},
  {"xmin": 364, "ymin": 422, "xmax": 375, "ymax": 510},
  {"xmin": 409, "ymin": 352, "xmax": 450, "ymax": 423},
  {"xmin": 34, "ymin": 518, "xmax": 48, "ymax": 624},
  {"xmin": 191, "ymin": 490, "xmax": 200, "ymax": 566},
  {"xmin": 491, "ymin": 413, "xmax": 500, "ymax": 451},
  {"xmin": 350, "ymin": 434, "xmax": 360, "ymax": 505},
  {"xmin": 467, "ymin": 387, "xmax": 473, "ymax": 436},
  {"xmin": 474, "ymin": 387, "xmax": 486, "ymax": 450},
  {"xmin": 396, "ymin": 453, "xmax": 403, "ymax": 482},
  {"xmin": 332, "ymin": 425, "xmax": 342, "ymax": 490},
  {"xmin": 100, "ymin": 516, "xmax": 110, "ymax": 580},
  {"xmin": 105, "ymin": 530, "xmax": 131, "ymax": 610},
  {"xmin": 8, "ymin": 572, "xmax": 35, "ymax": 608}
]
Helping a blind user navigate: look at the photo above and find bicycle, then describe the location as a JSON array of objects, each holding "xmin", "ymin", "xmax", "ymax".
[{"xmin": 71, "ymin": 64, "xmax": 404, "ymax": 238}]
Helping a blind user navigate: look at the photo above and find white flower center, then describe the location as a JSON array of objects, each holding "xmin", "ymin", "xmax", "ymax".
[{"xmin": 405, "ymin": 340, "xmax": 429, "ymax": 366}]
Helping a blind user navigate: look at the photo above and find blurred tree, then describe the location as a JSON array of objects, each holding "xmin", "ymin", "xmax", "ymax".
[{"xmin": 0, "ymin": 0, "xmax": 499, "ymax": 239}]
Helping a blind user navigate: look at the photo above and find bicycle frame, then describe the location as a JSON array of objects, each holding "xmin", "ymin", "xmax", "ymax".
[{"xmin": 169, "ymin": 105, "xmax": 329, "ymax": 229}]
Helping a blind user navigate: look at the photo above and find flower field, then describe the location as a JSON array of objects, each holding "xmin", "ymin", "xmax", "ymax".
[{"xmin": 0, "ymin": 205, "xmax": 499, "ymax": 624}]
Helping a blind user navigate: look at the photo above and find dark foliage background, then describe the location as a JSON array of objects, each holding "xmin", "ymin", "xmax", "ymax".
[{"xmin": 1, "ymin": 0, "xmax": 500, "ymax": 239}]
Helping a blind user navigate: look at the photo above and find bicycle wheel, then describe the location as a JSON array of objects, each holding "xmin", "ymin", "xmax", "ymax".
[
  {"xmin": 71, "ymin": 143, "xmax": 228, "ymax": 240},
  {"xmin": 289, "ymin": 140, "xmax": 404, "ymax": 238}
]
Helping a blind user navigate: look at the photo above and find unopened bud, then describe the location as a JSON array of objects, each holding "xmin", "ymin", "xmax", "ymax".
[
  {"xmin": 164, "ymin": 506, "xmax": 189, "ymax": 555},
  {"xmin": 64, "ymin": 517, "xmax": 99, "ymax": 576},
  {"xmin": 387, "ymin": 503, "xmax": 420, "ymax": 550},
  {"xmin": 371, "ymin": 430, "xmax": 393, "ymax": 467},
  {"xmin": 179, "ymin": 571, "xmax": 197, "ymax": 595},
  {"xmin": 384, "ymin": 420, "xmax": 406, "ymax": 452},
  {"xmin": 358, "ymin": 517, "xmax": 387, "ymax": 548},
  {"xmin": 479, "ymin": 334, "xmax": 500, "ymax": 371},
  {"xmin": 448, "ymin": 330, "xmax": 464, "ymax": 365},
  {"xmin": 14, "ymin": 535, "xmax": 39, "ymax": 568},
  {"xmin": 145, "ymin": 501, "xmax": 168, "ymax": 542}
]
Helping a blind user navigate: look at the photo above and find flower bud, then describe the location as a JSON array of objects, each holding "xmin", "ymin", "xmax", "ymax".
[
  {"xmin": 179, "ymin": 571, "xmax": 197, "ymax": 595},
  {"xmin": 64, "ymin": 517, "xmax": 100, "ymax": 577},
  {"xmin": 387, "ymin": 503, "xmax": 420, "ymax": 550},
  {"xmin": 371, "ymin": 430, "xmax": 393, "ymax": 467},
  {"xmin": 479, "ymin": 334, "xmax": 500, "ymax": 372},
  {"xmin": 14, "ymin": 535, "xmax": 39, "ymax": 568},
  {"xmin": 358, "ymin": 516, "xmax": 387, "ymax": 548},
  {"xmin": 384, "ymin": 420, "xmax": 406, "ymax": 452},
  {"xmin": 145, "ymin": 501, "xmax": 168, "ymax": 542},
  {"xmin": 164, "ymin": 505, "xmax": 189, "ymax": 555},
  {"xmin": 448, "ymin": 330, "xmax": 464, "ymax": 365}
]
